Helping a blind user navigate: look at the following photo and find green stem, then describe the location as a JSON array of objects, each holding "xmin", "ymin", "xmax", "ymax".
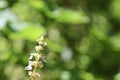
[
  {"xmin": 32, "ymin": 60, "xmax": 38, "ymax": 80},
  {"xmin": 31, "ymin": 49, "xmax": 43, "ymax": 80}
]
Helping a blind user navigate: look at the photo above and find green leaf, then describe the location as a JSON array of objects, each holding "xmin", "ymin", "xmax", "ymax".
[
  {"xmin": 10, "ymin": 26, "xmax": 46, "ymax": 41},
  {"xmin": 52, "ymin": 9, "xmax": 90, "ymax": 24}
]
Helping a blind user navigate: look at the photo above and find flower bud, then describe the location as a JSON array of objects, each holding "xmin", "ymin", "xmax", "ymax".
[
  {"xmin": 28, "ymin": 71, "xmax": 40, "ymax": 79},
  {"xmin": 35, "ymin": 46, "xmax": 44, "ymax": 51}
]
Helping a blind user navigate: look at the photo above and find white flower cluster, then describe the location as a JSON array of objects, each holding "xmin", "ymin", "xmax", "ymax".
[{"xmin": 25, "ymin": 36, "xmax": 47, "ymax": 80}]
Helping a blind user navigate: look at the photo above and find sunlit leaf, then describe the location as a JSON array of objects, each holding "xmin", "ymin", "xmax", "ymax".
[
  {"xmin": 10, "ymin": 26, "xmax": 46, "ymax": 41},
  {"xmin": 52, "ymin": 9, "xmax": 90, "ymax": 24}
]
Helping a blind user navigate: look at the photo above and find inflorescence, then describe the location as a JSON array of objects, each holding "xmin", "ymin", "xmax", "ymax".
[{"xmin": 25, "ymin": 36, "xmax": 47, "ymax": 80}]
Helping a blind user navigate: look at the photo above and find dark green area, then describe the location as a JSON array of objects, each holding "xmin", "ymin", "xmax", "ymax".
[{"xmin": 0, "ymin": 0, "xmax": 120, "ymax": 80}]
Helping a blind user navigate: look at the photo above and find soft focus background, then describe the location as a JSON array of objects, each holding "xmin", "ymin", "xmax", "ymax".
[{"xmin": 0, "ymin": 0, "xmax": 120, "ymax": 80}]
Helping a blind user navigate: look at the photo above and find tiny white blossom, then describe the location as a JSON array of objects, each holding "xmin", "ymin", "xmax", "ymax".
[
  {"xmin": 29, "ymin": 55, "xmax": 33, "ymax": 60},
  {"xmin": 35, "ymin": 46, "xmax": 43, "ymax": 51},
  {"xmin": 37, "ymin": 36, "xmax": 44, "ymax": 42},
  {"xmin": 43, "ymin": 42, "xmax": 47, "ymax": 47},
  {"xmin": 25, "ymin": 65, "xmax": 32, "ymax": 70}
]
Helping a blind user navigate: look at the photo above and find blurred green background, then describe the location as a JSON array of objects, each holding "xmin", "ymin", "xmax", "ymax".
[{"xmin": 0, "ymin": 0, "xmax": 120, "ymax": 80}]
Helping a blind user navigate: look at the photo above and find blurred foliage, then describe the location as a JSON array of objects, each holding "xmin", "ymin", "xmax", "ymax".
[{"xmin": 0, "ymin": 0, "xmax": 120, "ymax": 80}]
